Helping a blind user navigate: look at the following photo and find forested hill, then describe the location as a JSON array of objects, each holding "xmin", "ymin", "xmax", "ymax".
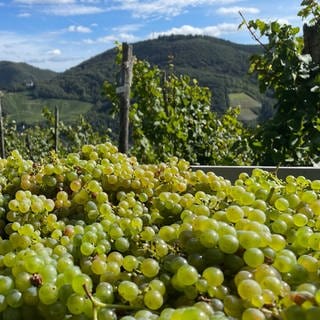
[
  {"xmin": 33, "ymin": 35, "xmax": 271, "ymax": 115},
  {"xmin": 0, "ymin": 35, "xmax": 273, "ymax": 121},
  {"xmin": 0, "ymin": 61, "xmax": 57, "ymax": 91}
]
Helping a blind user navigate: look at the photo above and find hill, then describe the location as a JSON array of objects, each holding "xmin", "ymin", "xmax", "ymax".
[
  {"xmin": 0, "ymin": 35, "xmax": 274, "ymax": 125},
  {"xmin": 35, "ymin": 35, "xmax": 273, "ymax": 117},
  {"xmin": 0, "ymin": 61, "xmax": 57, "ymax": 91}
]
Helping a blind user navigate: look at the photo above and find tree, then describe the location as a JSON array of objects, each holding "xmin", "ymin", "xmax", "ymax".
[{"xmin": 240, "ymin": 0, "xmax": 320, "ymax": 165}]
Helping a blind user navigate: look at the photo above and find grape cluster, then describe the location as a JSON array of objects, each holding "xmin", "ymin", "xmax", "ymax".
[{"xmin": 0, "ymin": 143, "xmax": 320, "ymax": 319}]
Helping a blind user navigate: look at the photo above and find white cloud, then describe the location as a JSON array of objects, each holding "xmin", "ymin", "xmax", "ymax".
[
  {"xmin": 98, "ymin": 33, "xmax": 138, "ymax": 43},
  {"xmin": 13, "ymin": 0, "xmax": 243, "ymax": 18},
  {"xmin": 79, "ymin": 0, "xmax": 101, "ymax": 2},
  {"xmin": 14, "ymin": 0, "xmax": 75, "ymax": 4},
  {"xmin": 0, "ymin": 31, "xmax": 84, "ymax": 71},
  {"xmin": 110, "ymin": 0, "xmax": 243, "ymax": 19},
  {"xmin": 47, "ymin": 48, "xmax": 62, "ymax": 56},
  {"xmin": 150, "ymin": 23, "xmax": 239, "ymax": 38},
  {"xmin": 45, "ymin": 4, "xmax": 105, "ymax": 15},
  {"xmin": 217, "ymin": 6, "xmax": 260, "ymax": 15},
  {"xmin": 112, "ymin": 24, "xmax": 143, "ymax": 33},
  {"xmin": 17, "ymin": 12, "xmax": 31, "ymax": 17},
  {"xmin": 68, "ymin": 25, "xmax": 92, "ymax": 33},
  {"xmin": 84, "ymin": 32, "xmax": 139, "ymax": 45}
]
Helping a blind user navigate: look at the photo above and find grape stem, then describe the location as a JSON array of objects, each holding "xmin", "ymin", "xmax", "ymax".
[
  {"xmin": 82, "ymin": 284, "xmax": 140, "ymax": 320},
  {"xmin": 266, "ymin": 187, "xmax": 275, "ymax": 203}
]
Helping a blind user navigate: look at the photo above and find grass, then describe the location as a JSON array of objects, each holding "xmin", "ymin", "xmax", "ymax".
[
  {"xmin": 2, "ymin": 92, "xmax": 93, "ymax": 124},
  {"xmin": 228, "ymin": 92, "xmax": 262, "ymax": 123}
]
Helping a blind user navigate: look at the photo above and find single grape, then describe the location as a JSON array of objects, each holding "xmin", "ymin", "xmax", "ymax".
[
  {"xmin": 144, "ymin": 289, "xmax": 163, "ymax": 310},
  {"xmin": 118, "ymin": 281, "xmax": 139, "ymax": 302}
]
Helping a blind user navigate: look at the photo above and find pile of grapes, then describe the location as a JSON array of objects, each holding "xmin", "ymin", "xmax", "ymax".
[{"xmin": 0, "ymin": 142, "xmax": 320, "ymax": 320}]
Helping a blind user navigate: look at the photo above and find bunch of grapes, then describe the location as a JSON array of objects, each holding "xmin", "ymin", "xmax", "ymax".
[{"xmin": 0, "ymin": 142, "xmax": 320, "ymax": 319}]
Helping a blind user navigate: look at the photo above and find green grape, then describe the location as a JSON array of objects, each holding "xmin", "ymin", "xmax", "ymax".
[
  {"xmin": 80, "ymin": 242, "xmax": 95, "ymax": 256},
  {"xmin": 118, "ymin": 280, "xmax": 139, "ymax": 302},
  {"xmin": 38, "ymin": 283, "xmax": 59, "ymax": 305},
  {"xmin": 202, "ymin": 267, "xmax": 224, "ymax": 287},
  {"xmin": 271, "ymin": 219, "xmax": 288, "ymax": 234},
  {"xmin": 269, "ymin": 234, "xmax": 286, "ymax": 251},
  {"xmin": 243, "ymin": 248, "xmax": 265, "ymax": 268},
  {"xmin": 199, "ymin": 229, "xmax": 219, "ymax": 248},
  {"xmin": 226, "ymin": 205, "xmax": 244, "ymax": 223},
  {"xmin": 6, "ymin": 289, "xmax": 23, "ymax": 308},
  {"xmin": 273, "ymin": 255, "xmax": 294, "ymax": 273},
  {"xmin": 114, "ymin": 237, "xmax": 130, "ymax": 252},
  {"xmin": 134, "ymin": 309, "xmax": 156, "ymax": 319},
  {"xmin": 149, "ymin": 279, "xmax": 166, "ymax": 295},
  {"xmin": 242, "ymin": 308, "xmax": 266, "ymax": 320},
  {"xmin": 72, "ymin": 273, "xmax": 93, "ymax": 295},
  {"xmin": 24, "ymin": 255, "xmax": 44, "ymax": 274},
  {"xmin": 91, "ymin": 257, "xmax": 107, "ymax": 275},
  {"xmin": 247, "ymin": 209, "xmax": 266, "ymax": 224},
  {"xmin": 22, "ymin": 286, "xmax": 39, "ymax": 306},
  {"xmin": 3, "ymin": 252, "xmax": 16, "ymax": 268},
  {"xmin": 144, "ymin": 289, "xmax": 163, "ymax": 310},
  {"xmin": 234, "ymin": 270, "xmax": 253, "ymax": 286},
  {"xmin": 237, "ymin": 279, "xmax": 262, "ymax": 300},
  {"xmin": 254, "ymin": 264, "xmax": 281, "ymax": 282},
  {"xmin": 158, "ymin": 225, "xmax": 176, "ymax": 241},
  {"xmin": 274, "ymin": 197, "xmax": 289, "ymax": 211},
  {"xmin": 223, "ymin": 295, "xmax": 244, "ymax": 318},
  {"xmin": 0, "ymin": 275, "xmax": 14, "ymax": 295},
  {"xmin": 95, "ymin": 282, "xmax": 114, "ymax": 304},
  {"xmin": 97, "ymin": 307, "xmax": 117, "ymax": 320},
  {"xmin": 238, "ymin": 230, "xmax": 261, "ymax": 249},
  {"xmin": 301, "ymin": 190, "xmax": 317, "ymax": 204},
  {"xmin": 298, "ymin": 254, "xmax": 318, "ymax": 273},
  {"xmin": 293, "ymin": 213, "xmax": 308, "ymax": 227},
  {"xmin": 57, "ymin": 256, "xmax": 74, "ymax": 273},
  {"xmin": 159, "ymin": 308, "xmax": 175, "ymax": 320},
  {"xmin": 67, "ymin": 293, "xmax": 85, "ymax": 315},
  {"xmin": 180, "ymin": 306, "xmax": 209, "ymax": 320},
  {"xmin": 176, "ymin": 264, "xmax": 199, "ymax": 286},
  {"xmin": 140, "ymin": 258, "xmax": 160, "ymax": 278},
  {"xmin": 260, "ymin": 276, "xmax": 282, "ymax": 295},
  {"xmin": 218, "ymin": 234, "xmax": 239, "ymax": 254},
  {"xmin": 39, "ymin": 264, "xmax": 57, "ymax": 283},
  {"xmin": 15, "ymin": 272, "xmax": 31, "ymax": 291},
  {"xmin": 123, "ymin": 255, "xmax": 139, "ymax": 272}
]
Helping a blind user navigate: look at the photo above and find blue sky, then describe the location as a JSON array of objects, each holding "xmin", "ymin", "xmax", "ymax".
[{"xmin": 0, "ymin": 0, "xmax": 302, "ymax": 72}]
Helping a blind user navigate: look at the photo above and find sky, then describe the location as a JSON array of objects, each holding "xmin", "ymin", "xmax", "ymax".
[{"xmin": 0, "ymin": 0, "xmax": 303, "ymax": 72}]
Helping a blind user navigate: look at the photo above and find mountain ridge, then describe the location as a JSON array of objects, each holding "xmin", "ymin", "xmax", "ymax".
[
  {"xmin": 0, "ymin": 61, "xmax": 57, "ymax": 92},
  {"xmin": 0, "ymin": 35, "xmax": 273, "ymax": 124}
]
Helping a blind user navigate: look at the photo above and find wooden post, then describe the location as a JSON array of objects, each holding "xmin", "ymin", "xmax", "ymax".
[
  {"xmin": 55, "ymin": 106, "xmax": 59, "ymax": 153},
  {"xmin": 117, "ymin": 43, "xmax": 133, "ymax": 154},
  {"xmin": 0, "ymin": 92, "xmax": 5, "ymax": 159},
  {"xmin": 303, "ymin": 22, "xmax": 320, "ymax": 64}
]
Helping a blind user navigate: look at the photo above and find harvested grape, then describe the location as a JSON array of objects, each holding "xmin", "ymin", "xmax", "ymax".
[{"xmin": 0, "ymin": 144, "xmax": 319, "ymax": 320}]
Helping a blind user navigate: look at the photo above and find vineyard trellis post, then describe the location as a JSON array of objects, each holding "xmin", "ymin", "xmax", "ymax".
[
  {"xmin": 0, "ymin": 91, "xmax": 5, "ymax": 159},
  {"xmin": 117, "ymin": 42, "xmax": 134, "ymax": 154},
  {"xmin": 303, "ymin": 22, "xmax": 320, "ymax": 64}
]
